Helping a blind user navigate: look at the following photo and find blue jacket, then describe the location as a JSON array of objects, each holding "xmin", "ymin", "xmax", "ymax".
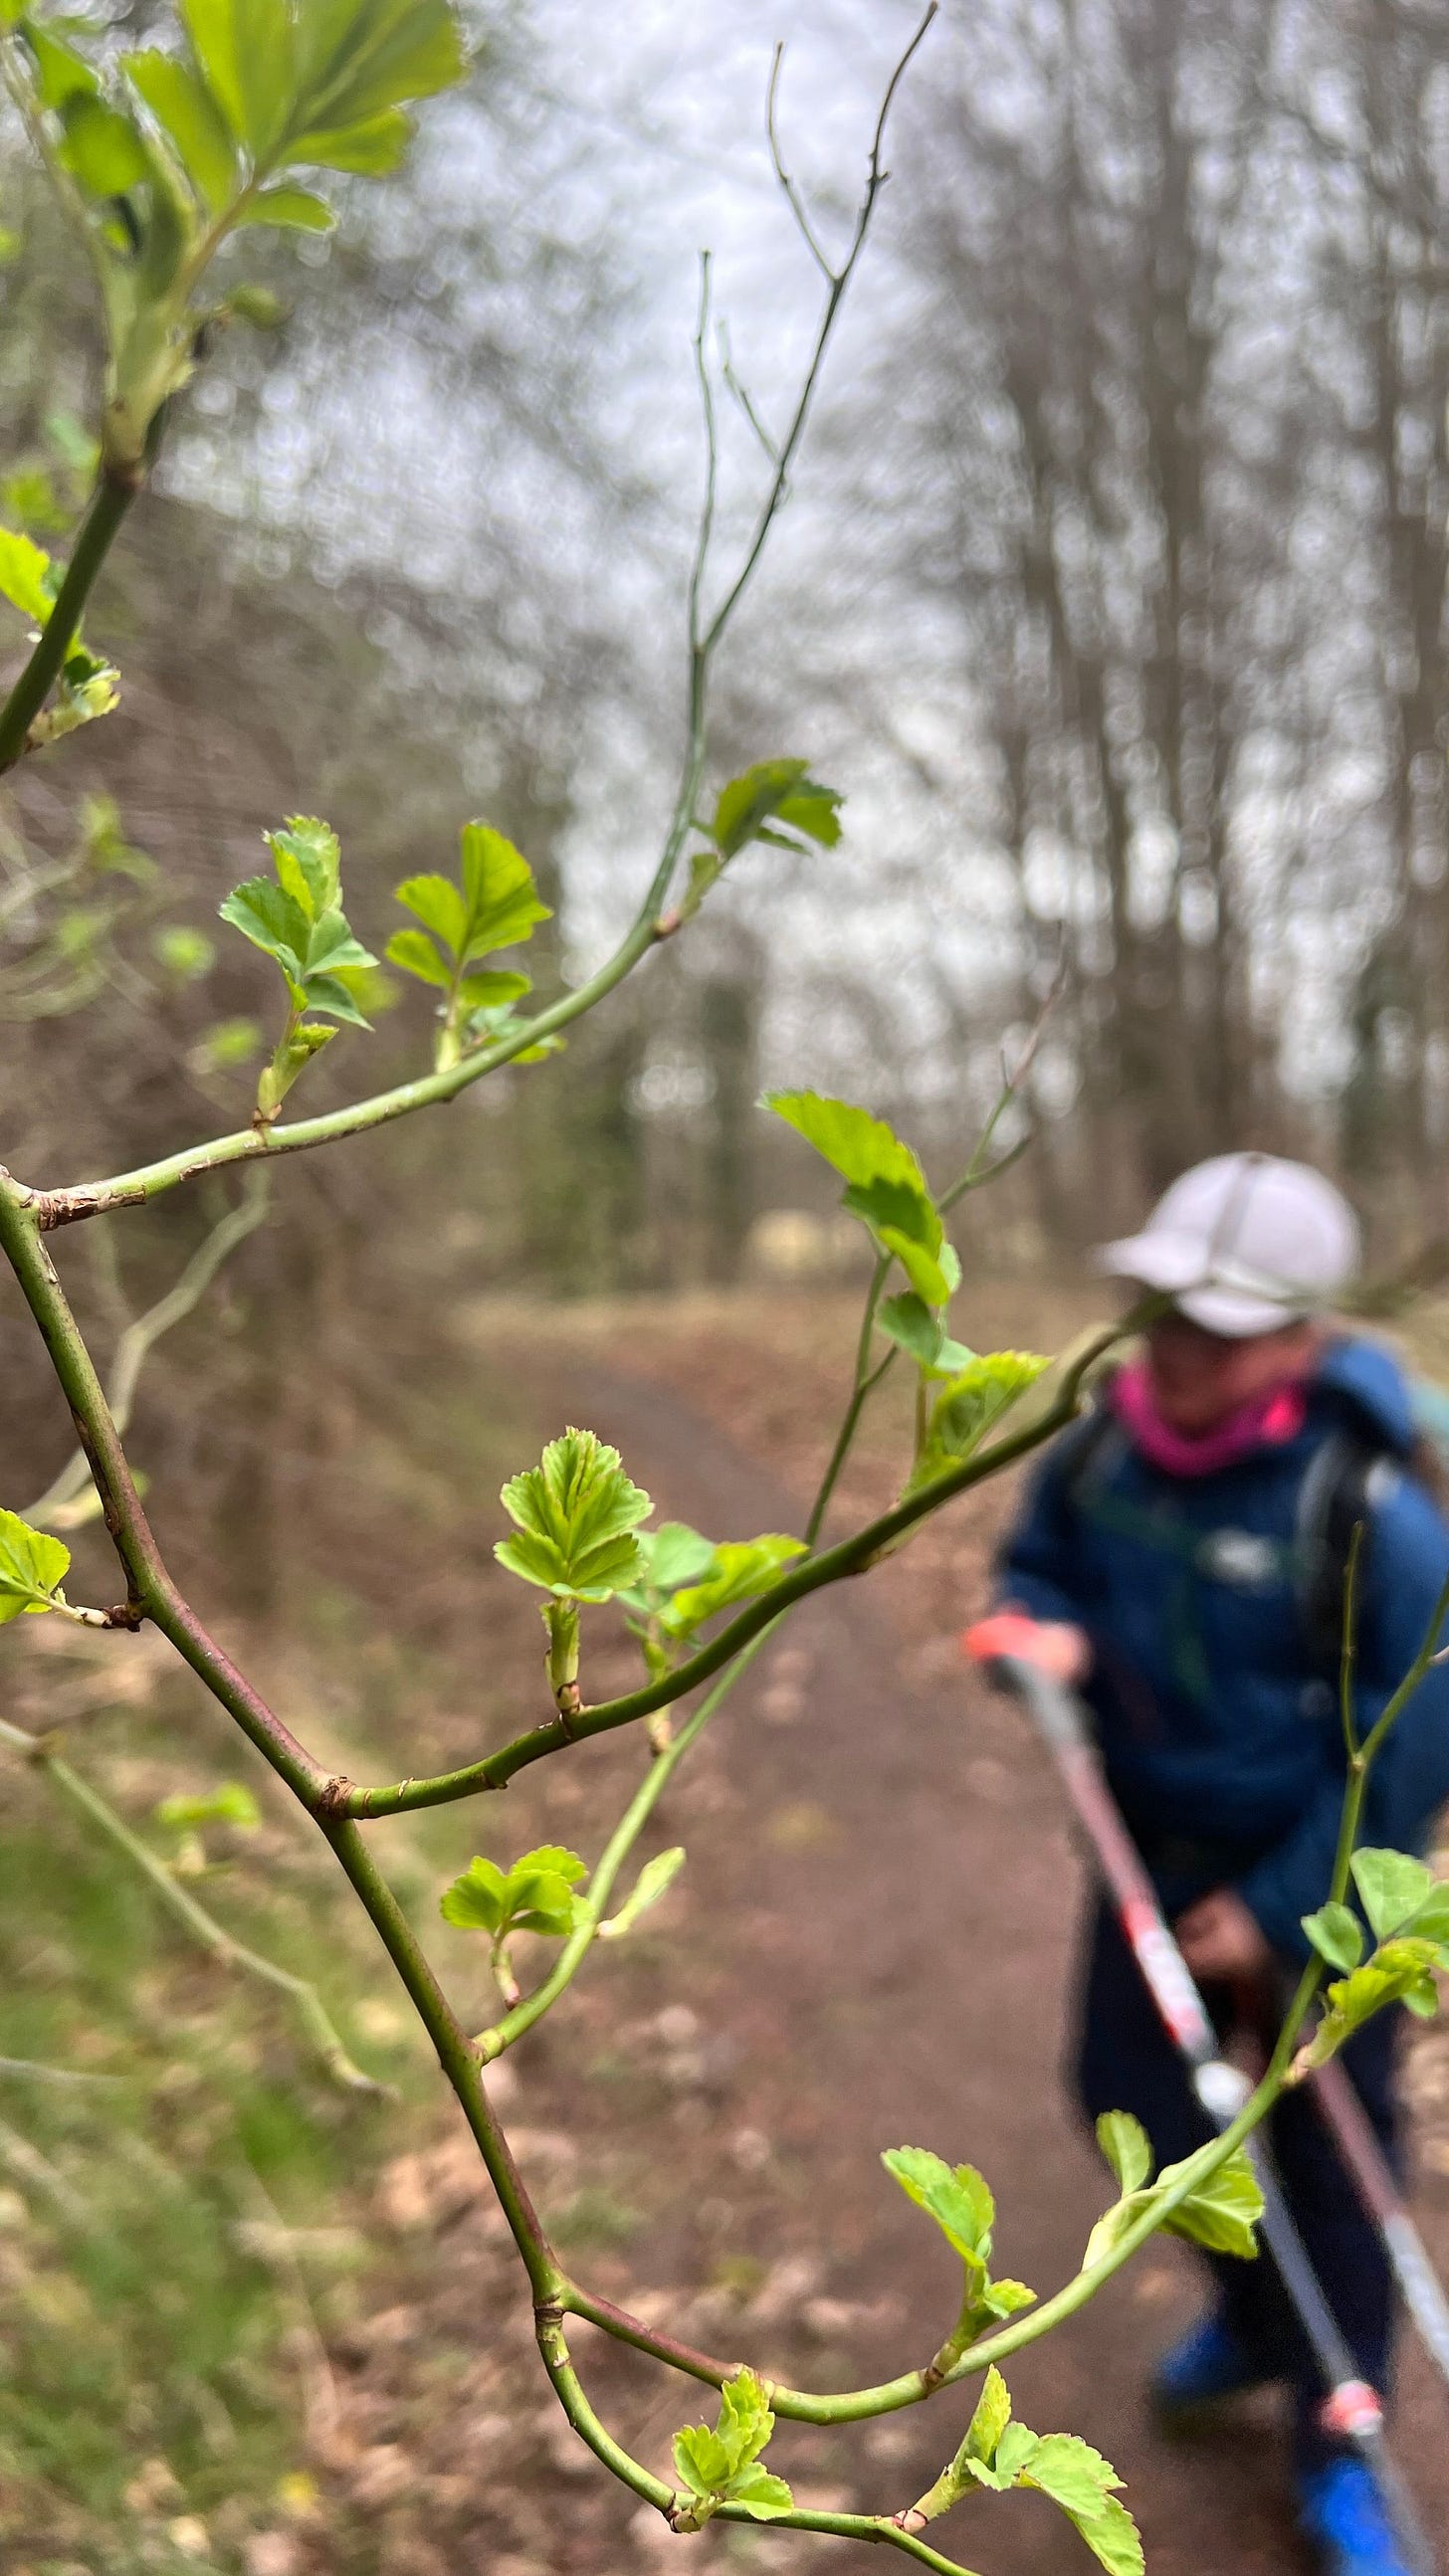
[{"xmin": 999, "ymin": 1336, "xmax": 1449, "ymax": 1955}]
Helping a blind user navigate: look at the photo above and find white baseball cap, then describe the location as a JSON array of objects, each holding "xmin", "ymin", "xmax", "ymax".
[{"xmin": 1094, "ymin": 1153, "xmax": 1360, "ymax": 1338}]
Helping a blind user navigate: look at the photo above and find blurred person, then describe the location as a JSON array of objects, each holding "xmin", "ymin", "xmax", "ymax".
[{"xmin": 964, "ymin": 1153, "xmax": 1449, "ymax": 2576}]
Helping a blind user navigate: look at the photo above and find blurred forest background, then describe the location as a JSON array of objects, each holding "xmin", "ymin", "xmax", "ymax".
[{"xmin": 3, "ymin": 1, "xmax": 1449, "ymax": 2571}]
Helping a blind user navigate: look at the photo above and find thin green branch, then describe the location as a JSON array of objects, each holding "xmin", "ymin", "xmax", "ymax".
[
  {"xmin": 476, "ymin": 1633, "xmax": 767, "ymax": 2059},
  {"xmin": 26, "ymin": 1173, "xmax": 270, "ymax": 1527},
  {"xmin": 0, "ymin": 1714, "xmax": 381, "ymax": 2093},
  {"xmin": 335, "ymin": 1319, "xmax": 1125, "ymax": 1820},
  {"xmin": 0, "ymin": 471, "xmax": 136, "ymax": 775}
]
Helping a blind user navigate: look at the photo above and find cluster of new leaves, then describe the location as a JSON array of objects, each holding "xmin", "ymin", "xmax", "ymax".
[
  {"xmin": 907, "ymin": 1351, "xmax": 1051, "ymax": 1495},
  {"xmin": 496, "ymin": 1431, "xmax": 651, "ymax": 1606},
  {"xmin": 0, "ymin": 522, "xmax": 117, "ymax": 745},
  {"xmin": 1300, "ymin": 1849, "xmax": 1449, "ymax": 2064},
  {"xmin": 882, "ymin": 2148, "xmax": 1035, "ymax": 2342},
  {"xmin": 1084, "ymin": 2111, "xmax": 1264, "ymax": 2270},
  {"xmin": 385, "ymin": 820, "xmax": 553, "ymax": 1072},
  {"xmin": 671, "ymin": 2368, "xmax": 794, "ymax": 2530},
  {"xmin": 924, "ymin": 2365, "xmax": 1141, "ymax": 2576},
  {"xmin": 154, "ymin": 1779, "xmax": 261, "ymax": 1877},
  {"xmin": 219, "ymin": 816, "xmax": 376, "ymax": 1118},
  {"xmin": 678, "ymin": 759, "xmax": 842, "ymax": 927},
  {"xmin": 2, "ymin": 0, "xmax": 466, "ymax": 471},
  {"xmin": 0, "ymin": 1506, "xmax": 73, "ymax": 1620},
  {"xmin": 617, "ymin": 1520, "xmax": 805, "ymax": 1677},
  {"xmin": 441, "ymin": 1840, "xmax": 685, "ymax": 2004}
]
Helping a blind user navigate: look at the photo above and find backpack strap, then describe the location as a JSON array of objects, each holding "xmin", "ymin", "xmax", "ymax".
[{"xmin": 1294, "ymin": 1430, "xmax": 1400, "ymax": 1670}]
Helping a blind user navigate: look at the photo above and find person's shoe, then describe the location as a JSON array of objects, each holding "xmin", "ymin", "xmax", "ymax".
[
  {"xmin": 1297, "ymin": 2456, "xmax": 1415, "ymax": 2576},
  {"xmin": 1149, "ymin": 2312, "xmax": 1275, "ymax": 2420}
]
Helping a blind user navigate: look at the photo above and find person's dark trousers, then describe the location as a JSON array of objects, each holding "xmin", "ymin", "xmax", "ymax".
[{"xmin": 1073, "ymin": 1895, "xmax": 1401, "ymax": 2468}]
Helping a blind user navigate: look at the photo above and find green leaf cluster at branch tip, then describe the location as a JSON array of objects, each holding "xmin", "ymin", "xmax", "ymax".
[
  {"xmin": 386, "ymin": 819, "xmax": 552, "ymax": 1071},
  {"xmin": 882, "ymin": 2148, "xmax": 1036, "ymax": 2341},
  {"xmin": 1299, "ymin": 1847, "xmax": 1449, "ymax": 2064},
  {"xmin": 910, "ymin": 2366, "xmax": 1141, "ymax": 2576},
  {"xmin": 441, "ymin": 1846, "xmax": 588, "ymax": 1940},
  {"xmin": 219, "ymin": 814, "xmax": 376, "ymax": 1119},
  {"xmin": 4, "ymin": 0, "xmax": 466, "ymax": 472},
  {"xmin": 767, "ymin": 1090, "xmax": 960, "ymax": 1307},
  {"xmin": 1085, "ymin": 2110, "xmax": 1264, "ymax": 2268},
  {"xmin": 616, "ymin": 1520, "xmax": 806, "ymax": 1679},
  {"xmin": 496, "ymin": 1428, "xmax": 651, "ymax": 1605},
  {"xmin": 678, "ymin": 757, "xmax": 842, "ymax": 925},
  {"xmin": 672, "ymin": 2369, "xmax": 794, "ymax": 2529}
]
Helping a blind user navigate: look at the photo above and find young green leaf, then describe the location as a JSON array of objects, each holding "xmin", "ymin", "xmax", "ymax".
[
  {"xmin": 1302, "ymin": 1900, "xmax": 1365, "ymax": 1975},
  {"xmin": 1096, "ymin": 2110, "xmax": 1152, "ymax": 2197},
  {"xmin": 882, "ymin": 2146, "xmax": 995, "ymax": 2263},
  {"xmin": 155, "ymin": 1782, "xmax": 261, "ymax": 1833},
  {"xmin": 495, "ymin": 1428, "xmax": 651, "ymax": 1604},
  {"xmin": 0, "ymin": 1509, "xmax": 71, "ymax": 1621},
  {"xmin": 598, "ymin": 1847, "xmax": 686, "ymax": 1940},
  {"xmin": 237, "ymin": 181, "xmax": 335, "ymax": 231},
  {"xmin": 265, "ymin": 815, "xmax": 340, "ymax": 919},
  {"xmin": 909, "ymin": 1353, "xmax": 1051, "ymax": 1492},
  {"xmin": 765, "ymin": 1090, "xmax": 958, "ymax": 1301},
  {"xmin": 965, "ymin": 2363, "xmax": 1013, "ymax": 2467},
  {"xmin": 710, "ymin": 758, "xmax": 843, "ymax": 861},
  {"xmin": 0, "ymin": 524, "xmax": 57, "ymax": 625},
  {"xmin": 1154, "ymin": 2143, "xmax": 1264, "ymax": 2260},
  {"xmin": 633, "ymin": 1522, "xmax": 719, "ymax": 1596},
  {"xmin": 124, "ymin": 50, "xmax": 239, "ymax": 211},
  {"xmin": 58, "ymin": 92, "xmax": 150, "ymax": 195},
  {"xmin": 670, "ymin": 2368, "xmax": 792, "ymax": 2526},
  {"xmin": 440, "ymin": 1846, "xmax": 587, "ymax": 1942},
  {"xmin": 659, "ymin": 1534, "xmax": 806, "ymax": 1639},
  {"xmin": 1350, "ymin": 1848, "xmax": 1435, "ymax": 1943},
  {"xmin": 877, "ymin": 1291, "xmax": 975, "ymax": 1376},
  {"xmin": 1302, "ymin": 1940, "xmax": 1444, "ymax": 2064}
]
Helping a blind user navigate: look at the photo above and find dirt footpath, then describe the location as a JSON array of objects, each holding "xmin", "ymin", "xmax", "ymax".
[{"xmin": 544, "ymin": 1352, "xmax": 1449, "ymax": 2576}]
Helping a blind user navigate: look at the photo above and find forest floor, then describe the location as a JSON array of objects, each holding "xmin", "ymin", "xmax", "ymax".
[{"xmin": 4, "ymin": 1279, "xmax": 1449, "ymax": 2576}]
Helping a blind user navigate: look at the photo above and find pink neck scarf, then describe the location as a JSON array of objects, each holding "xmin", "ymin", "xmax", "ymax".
[{"xmin": 1109, "ymin": 1356, "xmax": 1309, "ymax": 1480}]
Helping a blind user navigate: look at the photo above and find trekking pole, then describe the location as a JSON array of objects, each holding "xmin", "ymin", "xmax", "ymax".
[
  {"xmin": 1307, "ymin": 2052, "xmax": 1449, "ymax": 2392},
  {"xmin": 973, "ymin": 1645, "xmax": 1439, "ymax": 2576}
]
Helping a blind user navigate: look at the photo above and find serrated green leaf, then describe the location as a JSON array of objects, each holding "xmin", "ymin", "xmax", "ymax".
[
  {"xmin": 1157, "ymin": 2143, "xmax": 1264, "ymax": 2260},
  {"xmin": 288, "ymin": 104, "xmax": 413, "ymax": 172},
  {"xmin": 395, "ymin": 871, "xmax": 467, "ymax": 953},
  {"xmin": 0, "ymin": 525, "xmax": 56, "ymax": 625},
  {"xmin": 457, "ymin": 821, "xmax": 551, "ymax": 961},
  {"xmin": 765, "ymin": 1089, "xmax": 926, "ymax": 1194},
  {"xmin": 877, "ymin": 1291, "xmax": 975, "ymax": 1377},
  {"xmin": 882, "ymin": 2146, "xmax": 994, "ymax": 2263},
  {"xmin": 980, "ymin": 2276, "xmax": 1036, "ymax": 2319},
  {"xmin": 288, "ymin": 0, "xmax": 464, "ymax": 143},
  {"xmin": 124, "ymin": 49, "xmax": 238, "ymax": 210},
  {"xmin": 1096, "ymin": 2110, "xmax": 1152, "ymax": 2197},
  {"xmin": 385, "ymin": 927, "xmax": 453, "ymax": 988},
  {"xmin": 496, "ymin": 1429, "xmax": 650, "ymax": 1604},
  {"xmin": 911, "ymin": 1353, "xmax": 1051, "ymax": 1491},
  {"xmin": 1351, "ymin": 1848, "xmax": 1435, "ymax": 1943},
  {"xmin": 965, "ymin": 2364, "xmax": 1012, "ymax": 2465},
  {"xmin": 845, "ymin": 1176, "xmax": 954, "ymax": 1305},
  {"xmin": 180, "ymin": 0, "xmax": 294, "ymax": 155},
  {"xmin": 718, "ymin": 2367, "xmax": 773, "ymax": 2474},
  {"xmin": 599, "ymin": 1847, "xmax": 686, "ymax": 1940},
  {"xmin": 660, "ymin": 1535, "xmax": 806, "ymax": 1639},
  {"xmin": 59, "ymin": 92, "xmax": 150, "ymax": 196},
  {"xmin": 724, "ymin": 2464, "xmax": 795, "ymax": 2520},
  {"xmin": 1305, "ymin": 1942, "xmax": 1444, "ymax": 2062},
  {"xmin": 673, "ymin": 2424, "xmax": 731, "ymax": 2500},
  {"xmin": 155, "ymin": 1782, "xmax": 261, "ymax": 1832},
  {"xmin": 266, "ymin": 815, "xmax": 339, "ymax": 920},
  {"xmin": 457, "ymin": 967, "xmax": 530, "ymax": 1010},
  {"xmin": 1018, "ymin": 2433, "xmax": 1121, "ymax": 2517},
  {"xmin": 219, "ymin": 876, "xmax": 310, "ymax": 982},
  {"xmin": 239, "ymin": 181, "xmax": 334, "ymax": 231},
  {"xmin": 634, "ymin": 1522, "xmax": 718, "ymax": 1595},
  {"xmin": 1302, "ymin": 1901, "xmax": 1364, "ymax": 1974},
  {"xmin": 1064, "ymin": 2493, "xmax": 1144, "ymax": 2576},
  {"xmin": 0, "ymin": 1508, "xmax": 71, "ymax": 1621},
  {"xmin": 993, "ymin": 2422, "xmax": 1039, "ymax": 2482},
  {"xmin": 711, "ymin": 759, "xmax": 843, "ymax": 861},
  {"xmin": 439, "ymin": 1856, "xmax": 509, "ymax": 1933}
]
